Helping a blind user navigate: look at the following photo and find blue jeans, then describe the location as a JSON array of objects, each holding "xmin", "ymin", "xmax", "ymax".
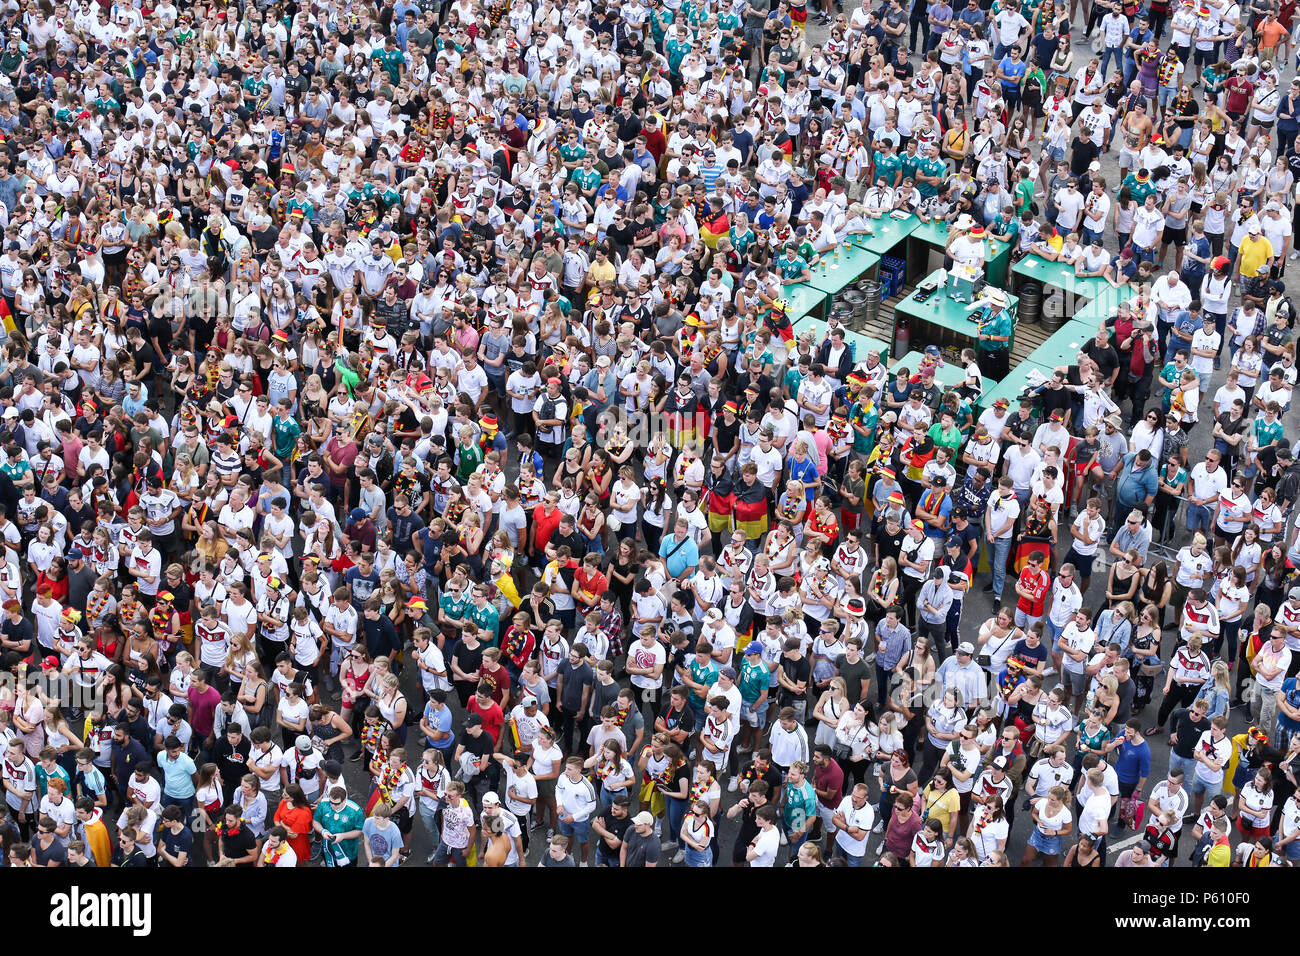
[
  {"xmin": 991, "ymin": 536, "xmax": 1012, "ymax": 600},
  {"xmin": 164, "ymin": 793, "xmax": 195, "ymax": 821},
  {"xmin": 1101, "ymin": 45, "xmax": 1123, "ymax": 78},
  {"xmin": 1185, "ymin": 502, "xmax": 1212, "ymax": 535},
  {"xmin": 666, "ymin": 796, "xmax": 689, "ymax": 844},
  {"xmin": 417, "ymin": 803, "xmax": 440, "ymax": 847},
  {"xmin": 1167, "ymin": 751, "xmax": 1192, "ymax": 780},
  {"xmin": 834, "ymin": 844, "xmax": 866, "ymax": 866}
]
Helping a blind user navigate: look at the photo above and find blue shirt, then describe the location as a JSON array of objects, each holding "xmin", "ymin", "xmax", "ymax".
[
  {"xmin": 659, "ymin": 532, "xmax": 700, "ymax": 578},
  {"xmin": 788, "ymin": 455, "xmax": 820, "ymax": 500},
  {"xmin": 998, "ymin": 56, "xmax": 1026, "ymax": 94},
  {"xmin": 1114, "ymin": 738, "xmax": 1151, "ymax": 785},
  {"xmin": 423, "ymin": 700, "xmax": 455, "ymax": 750},
  {"xmin": 1116, "ymin": 451, "xmax": 1159, "ymax": 506},
  {"xmin": 876, "ymin": 619, "xmax": 912, "ymax": 670},
  {"xmin": 159, "ymin": 751, "xmax": 198, "ymax": 799},
  {"xmin": 1279, "ymin": 678, "xmax": 1300, "ymax": 735},
  {"xmin": 1166, "ymin": 309, "xmax": 1199, "ymax": 362}
]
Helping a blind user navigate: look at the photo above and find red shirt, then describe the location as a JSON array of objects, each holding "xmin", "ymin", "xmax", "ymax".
[
  {"xmin": 1225, "ymin": 76, "xmax": 1255, "ymax": 114},
  {"xmin": 187, "ymin": 684, "xmax": 223, "ymax": 736},
  {"xmin": 1015, "ymin": 568, "xmax": 1051, "ymax": 617},
  {"xmin": 813, "ymin": 757, "xmax": 844, "ymax": 810},
  {"xmin": 531, "ymin": 504, "xmax": 562, "ymax": 552},
  {"xmin": 467, "ymin": 696, "xmax": 505, "ymax": 745},
  {"xmin": 478, "ymin": 664, "xmax": 512, "ymax": 708}
]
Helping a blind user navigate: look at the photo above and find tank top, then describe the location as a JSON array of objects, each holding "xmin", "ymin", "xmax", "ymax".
[
  {"xmin": 312, "ymin": 719, "xmax": 344, "ymax": 762},
  {"xmin": 377, "ymin": 692, "xmax": 406, "ymax": 727},
  {"xmin": 1015, "ymin": 690, "xmax": 1040, "ymax": 723}
]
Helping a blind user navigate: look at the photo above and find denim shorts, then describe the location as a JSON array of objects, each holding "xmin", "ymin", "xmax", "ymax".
[
  {"xmin": 558, "ymin": 818, "xmax": 592, "ymax": 845},
  {"xmin": 1029, "ymin": 828, "xmax": 1062, "ymax": 855},
  {"xmin": 1187, "ymin": 773, "xmax": 1222, "ymax": 797},
  {"xmin": 741, "ymin": 698, "xmax": 770, "ymax": 727}
]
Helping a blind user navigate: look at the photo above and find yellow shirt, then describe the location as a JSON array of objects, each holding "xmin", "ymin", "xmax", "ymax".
[
  {"xmin": 588, "ymin": 259, "xmax": 616, "ymax": 285},
  {"xmin": 1238, "ymin": 235, "xmax": 1275, "ymax": 280},
  {"xmin": 921, "ymin": 784, "xmax": 961, "ymax": 835}
]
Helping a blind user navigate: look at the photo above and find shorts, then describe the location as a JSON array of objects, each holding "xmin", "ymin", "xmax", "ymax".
[
  {"xmin": 1187, "ymin": 773, "xmax": 1222, "ymax": 797},
  {"xmin": 558, "ymin": 817, "xmax": 591, "ymax": 845},
  {"xmin": 1063, "ymin": 668, "xmax": 1089, "ymax": 695},
  {"xmin": 1163, "ymin": 225, "xmax": 1187, "ymax": 246},
  {"xmin": 1194, "ymin": 47, "xmax": 1216, "ymax": 66},
  {"xmin": 1285, "ymin": 839, "xmax": 1300, "ymax": 862},
  {"xmin": 395, "ymin": 805, "xmax": 413, "ymax": 835},
  {"xmin": 1029, "ymin": 828, "xmax": 1063, "ymax": 855},
  {"xmin": 1014, "ymin": 609, "xmax": 1042, "ymax": 630},
  {"xmin": 1065, "ymin": 549, "xmax": 1097, "ymax": 580},
  {"xmin": 741, "ymin": 698, "xmax": 769, "ymax": 727},
  {"xmin": 537, "ymin": 778, "xmax": 557, "ymax": 801}
]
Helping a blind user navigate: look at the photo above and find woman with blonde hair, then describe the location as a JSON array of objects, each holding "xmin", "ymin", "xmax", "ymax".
[{"xmin": 1193, "ymin": 659, "xmax": 1233, "ymax": 720}]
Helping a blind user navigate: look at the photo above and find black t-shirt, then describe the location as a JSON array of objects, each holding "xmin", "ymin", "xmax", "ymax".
[
  {"xmin": 1081, "ymin": 340, "xmax": 1120, "ymax": 381},
  {"xmin": 596, "ymin": 807, "xmax": 632, "ymax": 849},
  {"xmin": 1171, "ymin": 711, "xmax": 1210, "ymax": 759},
  {"xmin": 1215, "ymin": 412, "xmax": 1249, "ymax": 455},
  {"xmin": 214, "ymin": 737, "xmax": 251, "ymax": 800},
  {"xmin": 453, "ymin": 641, "xmax": 484, "ymax": 685},
  {"xmin": 606, "ymin": 219, "xmax": 637, "ymax": 252},
  {"xmin": 779, "ymin": 654, "xmax": 811, "ymax": 703},
  {"xmin": 713, "ymin": 416, "xmax": 740, "ymax": 456},
  {"xmin": 874, "ymin": 524, "xmax": 905, "ymax": 564},
  {"xmin": 459, "ymin": 728, "xmax": 494, "ymax": 762},
  {"xmin": 739, "ymin": 760, "xmax": 784, "ymax": 794},
  {"xmin": 1038, "ymin": 385, "xmax": 1073, "ymax": 422},
  {"xmin": 219, "ymin": 825, "xmax": 258, "ymax": 865},
  {"xmin": 1069, "ymin": 136, "xmax": 1101, "ymax": 177},
  {"xmin": 128, "ymin": 341, "xmax": 161, "ymax": 376},
  {"xmin": 658, "ymin": 700, "xmax": 696, "ymax": 738},
  {"xmin": 834, "ymin": 654, "xmax": 872, "ymax": 706},
  {"xmin": 159, "ymin": 824, "xmax": 194, "ymax": 865},
  {"xmin": 549, "ymin": 529, "xmax": 587, "ymax": 561}
]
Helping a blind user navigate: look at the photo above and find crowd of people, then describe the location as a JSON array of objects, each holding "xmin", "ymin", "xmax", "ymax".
[{"xmin": 0, "ymin": 0, "xmax": 1299, "ymax": 871}]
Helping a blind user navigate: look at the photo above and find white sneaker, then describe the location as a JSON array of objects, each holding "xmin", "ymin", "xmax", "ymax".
[
  {"xmin": 672, "ymin": 850, "xmax": 685, "ymax": 864},
  {"xmin": 1291, "ymin": 251, "xmax": 1300, "ymax": 261},
  {"xmin": 779, "ymin": 830, "xmax": 788, "ymax": 846},
  {"xmin": 727, "ymin": 776, "xmax": 740, "ymax": 793},
  {"xmin": 1043, "ymin": 665, "xmax": 1058, "ymax": 676},
  {"xmin": 872, "ymin": 821, "xmax": 884, "ymax": 834},
  {"xmin": 661, "ymin": 840, "xmax": 678, "ymax": 852}
]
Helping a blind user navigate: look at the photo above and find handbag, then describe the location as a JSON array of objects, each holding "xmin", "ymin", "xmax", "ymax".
[{"xmin": 977, "ymin": 626, "xmax": 1017, "ymax": 670}]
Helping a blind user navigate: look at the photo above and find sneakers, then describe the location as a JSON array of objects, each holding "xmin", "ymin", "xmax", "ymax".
[
  {"xmin": 872, "ymin": 821, "xmax": 884, "ymax": 834},
  {"xmin": 1042, "ymin": 665, "xmax": 1058, "ymax": 676},
  {"xmin": 672, "ymin": 850, "xmax": 685, "ymax": 864},
  {"xmin": 661, "ymin": 840, "xmax": 678, "ymax": 852},
  {"xmin": 426, "ymin": 851, "xmax": 437, "ymax": 864},
  {"xmin": 727, "ymin": 776, "xmax": 740, "ymax": 793}
]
